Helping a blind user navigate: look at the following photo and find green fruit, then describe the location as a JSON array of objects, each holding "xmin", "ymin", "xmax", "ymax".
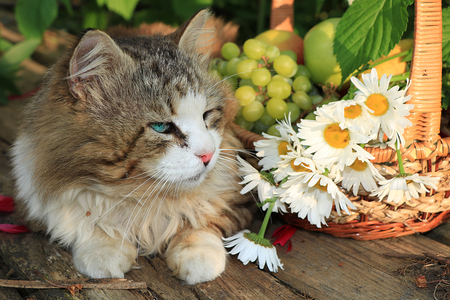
[
  {"xmin": 267, "ymin": 124, "xmax": 281, "ymax": 137},
  {"xmin": 221, "ymin": 42, "xmax": 240, "ymax": 60},
  {"xmin": 286, "ymin": 102, "xmax": 300, "ymax": 122},
  {"xmin": 304, "ymin": 18, "xmax": 343, "ymax": 86},
  {"xmin": 292, "ymin": 91, "xmax": 312, "ymax": 110}
]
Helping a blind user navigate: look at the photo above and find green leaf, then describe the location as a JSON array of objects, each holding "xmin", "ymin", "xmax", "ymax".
[
  {"xmin": 334, "ymin": 0, "xmax": 411, "ymax": 83},
  {"xmin": 104, "ymin": 0, "xmax": 139, "ymax": 21},
  {"xmin": 0, "ymin": 75, "xmax": 21, "ymax": 95},
  {"xmin": 96, "ymin": 0, "xmax": 107, "ymax": 6},
  {"xmin": 0, "ymin": 38, "xmax": 13, "ymax": 52},
  {"xmin": 83, "ymin": 5, "xmax": 109, "ymax": 30},
  {"xmin": 0, "ymin": 38, "xmax": 41, "ymax": 76},
  {"xmin": 315, "ymin": 0, "xmax": 326, "ymax": 15},
  {"xmin": 59, "ymin": 0, "xmax": 74, "ymax": 15},
  {"xmin": 172, "ymin": 0, "xmax": 213, "ymax": 20},
  {"xmin": 15, "ymin": 0, "xmax": 58, "ymax": 39},
  {"xmin": 443, "ymin": 7, "xmax": 450, "ymax": 64},
  {"xmin": 0, "ymin": 89, "xmax": 8, "ymax": 105}
]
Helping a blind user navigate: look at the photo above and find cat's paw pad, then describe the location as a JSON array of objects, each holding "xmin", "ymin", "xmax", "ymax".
[
  {"xmin": 73, "ymin": 239, "xmax": 137, "ymax": 278},
  {"xmin": 166, "ymin": 232, "xmax": 226, "ymax": 285}
]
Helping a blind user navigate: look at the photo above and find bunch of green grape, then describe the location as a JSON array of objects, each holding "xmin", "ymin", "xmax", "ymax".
[{"xmin": 211, "ymin": 39, "xmax": 327, "ymax": 136}]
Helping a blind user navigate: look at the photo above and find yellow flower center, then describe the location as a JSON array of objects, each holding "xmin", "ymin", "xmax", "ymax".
[
  {"xmin": 344, "ymin": 104, "xmax": 362, "ymax": 119},
  {"xmin": 349, "ymin": 159, "xmax": 367, "ymax": 171},
  {"xmin": 290, "ymin": 160, "xmax": 311, "ymax": 172},
  {"xmin": 278, "ymin": 141, "xmax": 289, "ymax": 156},
  {"xmin": 313, "ymin": 182, "xmax": 328, "ymax": 192},
  {"xmin": 365, "ymin": 94, "xmax": 389, "ymax": 116},
  {"xmin": 323, "ymin": 124, "xmax": 350, "ymax": 149}
]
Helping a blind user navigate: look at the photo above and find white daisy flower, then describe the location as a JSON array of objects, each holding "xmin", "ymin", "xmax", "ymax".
[
  {"xmin": 271, "ymin": 142, "xmax": 317, "ymax": 182},
  {"xmin": 279, "ymin": 171, "xmax": 356, "ymax": 228},
  {"xmin": 297, "ymin": 114, "xmax": 373, "ymax": 170},
  {"xmin": 254, "ymin": 115, "xmax": 305, "ymax": 171},
  {"xmin": 276, "ymin": 116, "xmax": 304, "ymax": 150},
  {"xmin": 254, "ymin": 133, "xmax": 292, "ymax": 171},
  {"xmin": 317, "ymin": 99, "xmax": 374, "ymax": 136},
  {"xmin": 371, "ymin": 173, "xmax": 440, "ymax": 204},
  {"xmin": 337, "ymin": 157, "xmax": 385, "ymax": 196},
  {"xmin": 350, "ymin": 68, "xmax": 414, "ymax": 147},
  {"xmin": 223, "ymin": 229, "xmax": 284, "ymax": 272},
  {"xmin": 237, "ymin": 156, "xmax": 287, "ymax": 213}
]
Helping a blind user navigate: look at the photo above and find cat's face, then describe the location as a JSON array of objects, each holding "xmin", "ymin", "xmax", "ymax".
[{"xmin": 22, "ymin": 13, "xmax": 238, "ymax": 198}]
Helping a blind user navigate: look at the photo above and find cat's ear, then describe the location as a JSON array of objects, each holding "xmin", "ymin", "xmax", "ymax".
[
  {"xmin": 169, "ymin": 9, "xmax": 214, "ymax": 56},
  {"xmin": 68, "ymin": 29, "xmax": 132, "ymax": 99}
]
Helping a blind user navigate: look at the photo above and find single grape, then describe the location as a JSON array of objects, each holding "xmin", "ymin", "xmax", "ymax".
[
  {"xmin": 242, "ymin": 101, "xmax": 264, "ymax": 122},
  {"xmin": 239, "ymin": 78, "xmax": 258, "ymax": 91},
  {"xmin": 210, "ymin": 58, "xmax": 222, "ymax": 70},
  {"xmin": 308, "ymin": 85, "xmax": 320, "ymax": 96},
  {"xmin": 292, "ymin": 91, "xmax": 312, "ymax": 110},
  {"xmin": 273, "ymin": 55, "xmax": 298, "ymax": 77},
  {"xmin": 226, "ymin": 57, "xmax": 241, "ymax": 75},
  {"xmin": 217, "ymin": 60, "xmax": 228, "ymax": 75},
  {"xmin": 243, "ymin": 39, "xmax": 266, "ymax": 60},
  {"xmin": 235, "ymin": 116, "xmax": 254, "ymax": 131},
  {"xmin": 319, "ymin": 95, "xmax": 339, "ymax": 107},
  {"xmin": 267, "ymin": 124, "xmax": 281, "ymax": 137},
  {"xmin": 252, "ymin": 120, "xmax": 270, "ymax": 135},
  {"xmin": 310, "ymin": 94, "xmax": 324, "ymax": 105},
  {"xmin": 265, "ymin": 45, "xmax": 280, "ymax": 62},
  {"xmin": 235, "ymin": 86, "xmax": 256, "ymax": 106},
  {"xmin": 226, "ymin": 76, "xmax": 238, "ymax": 89},
  {"xmin": 267, "ymin": 80, "xmax": 292, "ymax": 99},
  {"xmin": 295, "ymin": 64, "xmax": 312, "ymax": 79},
  {"xmin": 259, "ymin": 108, "xmax": 276, "ymax": 126},
  {"xmin": 210, "ymin": 69, "xmax": 222, "ymax": 80},
  {"xmin": 251, "ymin": 68, "xmax": 271, "ymax": 87},
  {"xmin": 293, "ymin": 75, "xmax": 312, "ymax": 93},
  {"xmin": 280, "ymin": 50, "xmax": 297, "ymax": 63},
  {"xmin": 255, "ymin": 94, "xmax": 266, "ymax": 103},
  {"xmin": 304, "ymin": 112, "xmax": 316, "ymax": 120},
  {"xmin": 286, "ymin": 102, "xmax": 300, "ymax": 121},
  {"xmin": 266, "ymin": 98, "xmax": 289, "ymax": 119},
  {"xmin": 236, "ymin": 59, "xmax": 258, "ymax": 79},
  {"xmin": 221, "ymin": 42, "xmax": 240, "ymax": 60},
  {"xmin": 271, "ymin": 75, "xmax": 293, "ymax": 86}
]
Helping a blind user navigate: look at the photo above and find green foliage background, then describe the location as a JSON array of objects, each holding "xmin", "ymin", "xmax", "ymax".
[{"xmin": 0, "ymin": 0, "xmax": 449, "ymax": 106}]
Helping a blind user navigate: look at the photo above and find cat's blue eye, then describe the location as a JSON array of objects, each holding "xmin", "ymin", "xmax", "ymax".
[{"xmin": 150, "ymin": 122, "xmax": 169, "ymax": 133}]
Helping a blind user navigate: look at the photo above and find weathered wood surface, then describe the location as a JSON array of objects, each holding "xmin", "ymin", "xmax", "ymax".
[{"xmin": 2, "ymin": 98, "xmax": 450, "ymax": 300}]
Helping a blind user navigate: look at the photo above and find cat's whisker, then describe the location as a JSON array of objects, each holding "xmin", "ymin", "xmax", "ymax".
[
  {"xmin": 220, "ymin": 148, "xmax": 257, "ymax": 158},
  {"xmin": 92, "ymin": 176, "xmax": 155, "ymax": 226},
  {"xmin": 122, "ymin": 173, "xmax": 170, "ymax": 257}
]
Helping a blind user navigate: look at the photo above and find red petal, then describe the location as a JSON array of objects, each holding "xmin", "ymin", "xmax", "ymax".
[
  {"xmin": 272, "ymin": 225, "xmax": 297, "ymax": 247},
  {"xmin": 0, "ymin": 195, "xmax": 15, "ymax": 212},
  {"xmin": 286, "ymin": 240, "xmax": 292, "ymax": 254},
  {"xmin": 0, "ymin": 224, "xmax": 29, "ymax": 233}
]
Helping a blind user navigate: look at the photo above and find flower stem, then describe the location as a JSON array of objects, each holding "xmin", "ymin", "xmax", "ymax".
[
  {"xmin": 369, "ymin": 50, "xmax": 410, "ymax": 69},
  {"xmin": 258, "ymin": 199, "xmax": 276, "ymax": 238},
  {"xmin": 390, "ymin": 72, "xmax": 410, "ymax": 82},
  {"xmin": 395, "ymin": 141, "xmax": 405, "ymax": 175}
]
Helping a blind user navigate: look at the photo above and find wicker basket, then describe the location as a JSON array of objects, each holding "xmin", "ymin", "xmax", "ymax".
[{"xmin": 231, "ymin": 0, "xmax": 450, "ymax": 240}]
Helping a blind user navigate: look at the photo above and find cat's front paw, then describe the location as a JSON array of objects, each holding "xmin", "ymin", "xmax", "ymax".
[
  {"xmin": 72, "ymin": 237, "xmax": 137, "ymax": 278},
  {"xmin": 166, "ymin": 231, "xmax": 226, "ymax": 285}
]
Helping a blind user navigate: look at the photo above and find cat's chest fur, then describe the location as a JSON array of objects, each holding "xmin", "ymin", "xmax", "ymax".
[{"xmin": 11, "ymin": 9, "xmax": 253, "ymax": 284}]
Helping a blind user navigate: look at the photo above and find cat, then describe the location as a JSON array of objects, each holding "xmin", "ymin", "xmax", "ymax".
[{"xmin": 10, "ymin": 9, "xmax": 253, "ymax": 285}]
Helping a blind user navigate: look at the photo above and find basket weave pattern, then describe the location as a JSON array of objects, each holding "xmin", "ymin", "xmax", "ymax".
[{"xmin": 231, "ymin": 0, "xmax": 450, "ymax": 240}]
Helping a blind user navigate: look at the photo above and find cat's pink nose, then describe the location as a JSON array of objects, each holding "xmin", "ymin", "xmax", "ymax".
[{"xmin": 198, "ymin": 152, "xmax": 214, "ymax": 166}]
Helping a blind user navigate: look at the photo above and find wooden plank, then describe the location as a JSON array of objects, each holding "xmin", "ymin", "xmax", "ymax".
[{"xmin": 263, "ymin": 218, "xmax": 444, "ymax": 300}]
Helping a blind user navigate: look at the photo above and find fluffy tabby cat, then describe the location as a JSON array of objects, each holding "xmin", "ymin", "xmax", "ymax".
[{"xmin": 11, "ymin": 9, "xmax": 253, "ymax": 285}]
